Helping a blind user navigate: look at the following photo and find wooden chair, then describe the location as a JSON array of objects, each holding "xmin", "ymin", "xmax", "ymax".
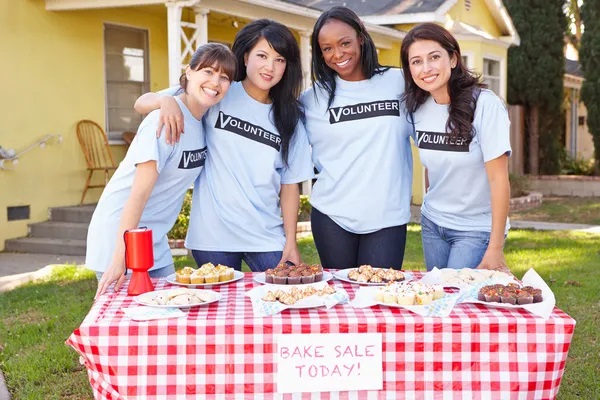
[{"xmin": 76, "ymin": 120, "xmax": 117, "ymax": 205}]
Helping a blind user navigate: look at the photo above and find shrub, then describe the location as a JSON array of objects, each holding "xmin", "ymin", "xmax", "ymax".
[
  {"xmin": 168, "ymin": 189, "xmax": 192, "ymax": 240},
  {"xmin": 298, "ymin": 195, "xmax": 311, "ymax": 222},
  {"xmin": 560, "ymin": 152, "xmax": 595, "ymax": 176},
  {"xmin": 509, "ymin": 173, "xmax": 530, "ymax": 198},
  {"xmin": 168, "ymin": 192, "xmax": 312, "ymax": 239}
]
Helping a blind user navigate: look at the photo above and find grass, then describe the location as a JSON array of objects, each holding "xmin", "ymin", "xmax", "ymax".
[
  {"xmin": 510, "ymin": 196, "xmax": 600, "ymax": 225},
  {"xmin": 1, "ymin": 228, "xmax": 599, "ymax": 399}
]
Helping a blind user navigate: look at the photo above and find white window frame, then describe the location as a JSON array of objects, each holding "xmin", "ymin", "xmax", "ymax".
[
  {"xmin": 103, "ymin": 23, "xmax": 150, "ymax": 144},
  {"xmin": 461, "ymin": 51, "xmax": 474, "ymax": 70},
  {"xmin": 482, "ymin": 55, "xmax": 505, "ymax": 99}
]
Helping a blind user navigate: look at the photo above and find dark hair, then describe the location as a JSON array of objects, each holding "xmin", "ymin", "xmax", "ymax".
[
  {"xmin": 311, "ymin": 6, "xmax": 389, "ymax": 108},
  {"xmin": 400, "ymin": 23, "xmax": 485, "ymax": 143},
  {"xmin": 179, "ymin": 43, "xmax": 237, "ymax": 91},
  {"xmin": 232, "ymin": 19, "xmax": 303, "ymax": 165}
]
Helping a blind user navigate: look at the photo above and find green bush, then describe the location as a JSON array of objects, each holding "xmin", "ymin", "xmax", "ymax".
[
  {"xmin": 560, "ymin": 152, "xmax": 595, "ymax": 176},
  {"xmin": 168, "ymin": 189, "xmax": 192, "ymax": 240},
  {"xmin": 299, "ymin": 194, "xmax": 311, "ymax": 221},
  {"xmin": 509, "ymin": 173, "xmax": 530, "ymax": 198},
  {"xmin": 168, "ymin": 192, "xmax": 311, "ymax": 239}
]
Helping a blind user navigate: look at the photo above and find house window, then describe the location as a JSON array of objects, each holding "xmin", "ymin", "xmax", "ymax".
[
  {"xmin": 482, "ymin": 58, "xmax": 501, "ymax": 95},
  {"xmin": 104, "ymin": 24, "xmax": 149, "ymax": 141}
]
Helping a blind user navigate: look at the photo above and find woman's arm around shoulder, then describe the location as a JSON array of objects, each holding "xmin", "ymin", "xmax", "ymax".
[{"xmin": 134, "ymin": 87, "xmax": 184, "ymax": 144}]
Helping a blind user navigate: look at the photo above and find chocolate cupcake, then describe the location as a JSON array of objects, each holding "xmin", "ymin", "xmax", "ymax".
[
  {"xmin": 287, "ymin": 270, "xmax": 302, "ymax": 285},
  {"xmin": 516, "ymin": 292, "xmax": 534, "ymax": 305},
  {"xmin": 500, "ymin": 292, "xmax": 517, "ymax": 305},
  {"xmin": 311, "ymin": 265, "xmax": 323, "ymax": 282},
  {"xmin": 301, "ymin": 268, "xmax": 315, "ymax": 284},
  {"xmin": 264, "ymin": 269, "xmax": 275, "ymax": 284},
  {"xmin": 272, "ymin": 269, "xmax": 288, "ymax": 285},
  {"xmin": 522, "ymin": 286, "xmax": 543, "ymax": 303},
  {"xmin": 484, "ymin": 288, "xmax": 501, "ymax": 303}
]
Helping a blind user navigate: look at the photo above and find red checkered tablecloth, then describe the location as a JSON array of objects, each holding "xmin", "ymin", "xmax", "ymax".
[{"xmin": 67, "ymin": 272, "xmax": 576, "ymax": 400}]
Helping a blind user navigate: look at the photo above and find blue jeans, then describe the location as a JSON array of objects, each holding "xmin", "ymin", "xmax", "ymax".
[
  {"xmin": 95, "ymin": 264, "xmax": 175, "ymax": 281},
  {"xmin": 311, "ymin": 207, "xmax": 407, "ymax": 270},
  {"xmin": 421, "ymin": 214, "xmax": 490, "ymax": 271},
  {"xmin": 191, "ymin": 250, "xmax": 282, "ymax": 272}
]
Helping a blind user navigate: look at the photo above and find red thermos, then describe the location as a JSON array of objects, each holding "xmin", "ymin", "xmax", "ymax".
[{"xmin": 124, "ymin": 227, "xmax": 155, "ymax": 296}]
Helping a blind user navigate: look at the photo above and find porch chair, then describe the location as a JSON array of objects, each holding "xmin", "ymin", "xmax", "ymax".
[{"xmin": 76, "ymin": 119, "xmax": 117, "ymax": 205}]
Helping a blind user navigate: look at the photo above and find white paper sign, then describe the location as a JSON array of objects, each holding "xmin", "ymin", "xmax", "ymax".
[{"xmin": 276, "ymin": 333, "xmax": 383, "ymax": 393}]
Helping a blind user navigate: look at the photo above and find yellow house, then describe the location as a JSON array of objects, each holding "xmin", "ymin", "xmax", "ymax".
[{"xmin": 0, "ymin": 0, "xmax": 518, "ymax": 253}]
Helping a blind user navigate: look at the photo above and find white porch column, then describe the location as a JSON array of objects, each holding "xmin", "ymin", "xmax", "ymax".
[
  {"xmin": 194, "ymin": 8, "xmax": 209, "ymax": 46},
  {"xmin": 299, "ymin": 30, "xmax": 313, "ymax": 196},
  {"xmin": 299, "ymin": 30, "xmax": 312, "ymax": 90},
  {"xmin": 166, "ymin": 2, "xmax": 184, "ymax": 86}
]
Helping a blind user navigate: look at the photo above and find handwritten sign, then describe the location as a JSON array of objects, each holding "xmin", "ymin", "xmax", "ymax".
[{"xmin": 276, "ymin": 333, "xmax": 382, "ymax": 393}]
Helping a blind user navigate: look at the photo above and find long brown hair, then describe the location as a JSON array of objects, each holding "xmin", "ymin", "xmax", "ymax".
[{"xmin": 401, "ymin": 23, "xmax": 485, "ymax": 143}]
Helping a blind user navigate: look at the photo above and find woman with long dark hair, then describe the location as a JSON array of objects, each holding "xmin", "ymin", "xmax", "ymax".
[
  {"xmin": 135, "ymin": 20, "xmax": 313, "ymax": 271},
  {"xmin": 301, "ymin": 6, "xmax": 413, "ymax": 270},
  {"xmin": 400, "ymin": 23, "xmax": 511, "ymax": 272}
]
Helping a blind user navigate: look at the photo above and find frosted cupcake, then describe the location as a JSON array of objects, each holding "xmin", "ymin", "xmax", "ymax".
[
  {"xmin": 204, "ymin": 272, "xmax": 219, "ymax": 284},
  {"xmin": 189, "ymin": 270, "xmax": 205, "ymax": 284},
  {"xmin": 431, "ymin": 284, "xmax": 445, "ymax": 301},
  {"xmin": 415, "ymin": 289, "xmax": 433, "ymax": 305},
  {"xmin": 175, "ymin": 266, "xmax": 194, "ymax": 284},
  {"xmin": 287, "ymin": 270, "xmax": 302, "ymax": 285},
  {"xmin": 272, "ymin": 270, "xmax": 288, "ymax": 285},
  {"xmin": 264, "ymin": 269, "xmax": 275, "ymax": 284},
  {"xmin": 396, "ymin": 290, "xmax": 415, "ymax": 305}
]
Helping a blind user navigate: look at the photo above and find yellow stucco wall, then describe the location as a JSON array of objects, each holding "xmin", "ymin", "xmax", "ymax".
[
  {"xmin": 448, "ymin": 0, "xmax": 502, "ymax": 37},
  {"xmin": 0, "ymin": 1, "xmax": 170, "ymax": 250}
]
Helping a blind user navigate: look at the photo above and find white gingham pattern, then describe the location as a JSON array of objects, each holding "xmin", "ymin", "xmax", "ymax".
[{"xmin": 67, "ymin": 272, "xmax": 576, "ymax": 400}]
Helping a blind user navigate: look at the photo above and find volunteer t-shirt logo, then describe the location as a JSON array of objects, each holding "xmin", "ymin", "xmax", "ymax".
[
  {"xmin": 328, "ymin": 100, "xmax": 400, "ymax": 124},
  {"xmin": 415, "ymin": 131, "xmax": 469, "ymax": 152},
  {"xmin": 215, "ymin": 111, "xmax": 281, "ymax": 151},
  {"xmin": 178, "ymin": 146, "xmax": 207, "ymax": 169}
]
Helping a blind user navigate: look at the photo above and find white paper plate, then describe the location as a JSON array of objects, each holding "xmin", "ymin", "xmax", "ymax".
[
  {"xmin": 334, "ymin": 269, "xmax": 414, "ymax": 286},
  {"xmin": 134, "ymin": 288, "xmax": 221, "ymax": 308},
  {"xmin": 253, "ymin": 271, "xmax": 333, "ymax": 285},
  {"xmin": 165, "ymin": 270, "xmax": 244, "ymax": 287},
  {"xmin": 419, "ymin": 267, "xmax": 517, "ymax": 289}
]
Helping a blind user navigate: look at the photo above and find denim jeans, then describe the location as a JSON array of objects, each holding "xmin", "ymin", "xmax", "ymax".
[
  {"xmin": 95, "ymin": 264, "xmax": 175, "ymax": 281},
  {"xmin": 191, "ymin": 250, "xmax": 282, "ymax": 272},
  {"xmin": 311, "ymin": 207, "xmax": 407, "ymax": 270},
  {"xmin": 421, "ymin": 214, "xmax": 490, "ymax": 271}
]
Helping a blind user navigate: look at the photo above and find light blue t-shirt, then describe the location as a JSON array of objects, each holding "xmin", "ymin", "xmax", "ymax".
[
  {"xmin": 413, "ymin": 89, "xmax": 512, "ymax": 232},
  {"xmin": 301, "ymin": 68, "xmax": 413, "ymax": 234},
  {"xmin": 185, "ymin": 81, "xmax": 314, "ymax": 251},
  {"xmin": 86, "ymin": 97, "xmax": 206, "ymax": 273}
]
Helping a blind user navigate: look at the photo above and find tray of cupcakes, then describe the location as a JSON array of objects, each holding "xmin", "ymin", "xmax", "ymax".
[
  {"xmin": 166, "ymin": 263, "xmax": 244, "ymax": 287},
  {"xmin": 458, "ymin": 269, "xmax": 556, "ymax": 319},
  {"xmin": 254, "ymin": 262, "xmax": 332, "ymax": 285},
  {"xmin": 350, "ymin": 281, "xmax": 464, "ymax": 317},
  {"xmin": 334, "ymin": 264, "xmax": 413, "ymax": 285}
]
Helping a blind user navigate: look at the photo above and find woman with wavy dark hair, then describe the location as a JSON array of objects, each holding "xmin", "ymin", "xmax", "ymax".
[
  {"xmin": 400, "ymin": 23, "xmax": 512, "ymax": 272},
  {"xmin": 134, "ymin": 20, "xmax": 313, "ymax": 271},
  {"xmin": 301, "ymin": 6, "xmax": 413, "ymax": 270}
]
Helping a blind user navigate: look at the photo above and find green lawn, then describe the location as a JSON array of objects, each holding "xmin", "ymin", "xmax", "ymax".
[
  {"xmin": 0, "ymin": 227, "xmax": 598, "ymax": 399},
  {"xmin": 510, "ymin": 196, "xmax": 600, "ymax": 225}
]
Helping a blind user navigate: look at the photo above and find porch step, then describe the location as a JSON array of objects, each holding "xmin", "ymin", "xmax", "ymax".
[
  {"xmin": 4, "ymin": 237, "xmax": 87, "ymax": 256},
  {"xmin": 49, "ymin": 205, "xmax": 95, "ymax": 224},
  {"xmin": 29, "ymin": 221, "xmax": 88, "ymax": 241}
]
